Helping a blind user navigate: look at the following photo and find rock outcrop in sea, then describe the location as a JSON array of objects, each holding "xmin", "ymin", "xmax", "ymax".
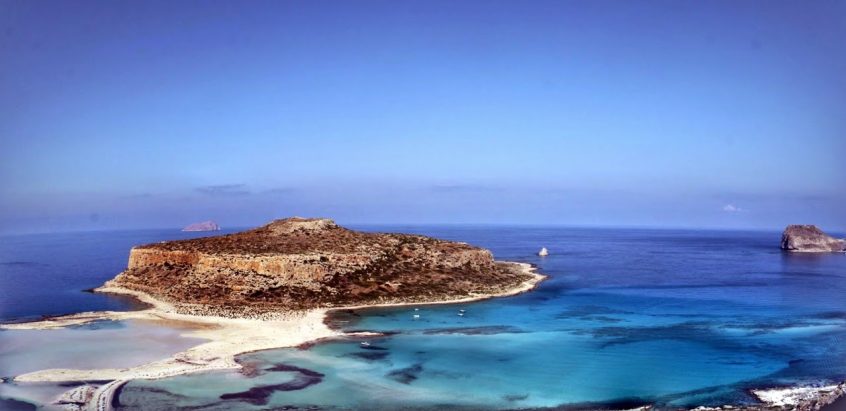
[
  {"xmin": 780, "ymin": 225, "xmax": 846, "ymax": 253},
  {"xmin": 103, "ymin": 217, "xmax": 537, "ymax": 316},
  {"xmin": 181, "ymin": 220, "xmax": 221, "ymax": 232}
]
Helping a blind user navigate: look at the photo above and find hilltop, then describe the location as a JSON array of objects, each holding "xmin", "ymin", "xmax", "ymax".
[{"xmin": 101, "ymin": 217, "xmax": 542, "ymax": 316}]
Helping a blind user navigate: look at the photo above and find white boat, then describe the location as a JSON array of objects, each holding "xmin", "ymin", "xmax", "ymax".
[
  {"xmin": 413, "ymin": 314, "xmax": 420, "ymax": 319},
  {"xmin": 360, "ymin": 341, "xmax": 370, "ymax": 346},
  {"xmin": 538, "ymin": 247, "xmax": 549, "ymax": 256},
  {"xmin": 458, "ymin": 313, "xmax": 464, "ymax": 316}
]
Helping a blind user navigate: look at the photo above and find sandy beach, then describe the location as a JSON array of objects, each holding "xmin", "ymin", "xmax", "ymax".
[{"xmin": 3, "ymin": 262, "xmax": 545, "ymax": 386}]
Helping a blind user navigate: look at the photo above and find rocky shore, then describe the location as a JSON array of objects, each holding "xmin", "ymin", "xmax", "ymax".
[{"xmin": 105, "ymin": 217, "xmax": 540, "ymax": 315}]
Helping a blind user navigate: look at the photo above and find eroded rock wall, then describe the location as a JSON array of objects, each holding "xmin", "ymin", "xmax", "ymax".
[
  {"xmin": 102, "ymin": 218, "xmax": 533, "ymax": 315},
  {"xmin": 781, "ymin": 225, "xmax": 846, "ymax": 253}
]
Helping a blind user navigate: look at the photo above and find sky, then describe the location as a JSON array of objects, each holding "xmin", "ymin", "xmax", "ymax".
[{"xmin": 1, "ymin": 0, "xmax": 844, "ymax": 233}]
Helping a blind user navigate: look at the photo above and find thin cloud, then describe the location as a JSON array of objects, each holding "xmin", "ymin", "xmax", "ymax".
[
  {"xmin": 263, "ymin": 187, "xmax": 297, "ymax": 195},
  {"xmin": 429, "ymin": 184, "xmax": 502, "ymax": 193},
  {"xmin": 722, "ymin": 204, "xmax": 744, "ymax": 213},
  {"xmin": 196, "ymin": 184, "xmax": 250, "ymax": 197},
  {"xmin": 715, "ymin": 191, "xmax": 834, "ymax": 203},
  {"xmin": 120, "ymin": 193, "xmax": 154, "ymax": 199}
]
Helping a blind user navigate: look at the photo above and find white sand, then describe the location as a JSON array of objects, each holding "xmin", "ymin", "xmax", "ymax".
[
  {"xmin": 1, "ymin": 262, "xmax": 543, "ymax": 411},
  {"xmin": 4, "ymin": 262, "xmax": 545, "ymax": 384}
]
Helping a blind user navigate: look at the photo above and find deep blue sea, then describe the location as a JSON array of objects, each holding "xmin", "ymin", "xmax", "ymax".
[{"xmin": 1, "ymin": 226, "xmax": 845, "ymax": 410}]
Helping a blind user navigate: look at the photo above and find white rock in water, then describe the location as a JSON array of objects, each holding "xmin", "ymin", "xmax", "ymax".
[{"xmin": 538, "ymin": 247, "xmax": 549, "ymax": 256}]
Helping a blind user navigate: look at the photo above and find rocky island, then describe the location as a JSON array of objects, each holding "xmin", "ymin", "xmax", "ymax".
[
  {"xmin": 181, "ymin": 220, "xmax": 220, "ymax": 232},
  {"xmin": 780, "ymin": 225, "xmax": 846, "ymax": 253},
  {"xmin": 104, "ymin": 217, "xmax": 538, "ymax": 316}
]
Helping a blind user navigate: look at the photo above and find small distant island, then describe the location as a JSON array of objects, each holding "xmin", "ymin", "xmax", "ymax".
[
  {"xmin": 181, "ymin": 220, "xmax": 221, "ymax": 232},
  {"xmin": 781, "ymin": 225, "xmax": 846, "ymax": 253}
]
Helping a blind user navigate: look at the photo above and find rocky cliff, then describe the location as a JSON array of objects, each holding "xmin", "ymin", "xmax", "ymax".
[
  {"xmin": 780, "ymin": 225, "xmax": 846, "ymax": 252},
  {"xmin": 103, "ymin": 218, "xmax": 538, "ymax": 316}
]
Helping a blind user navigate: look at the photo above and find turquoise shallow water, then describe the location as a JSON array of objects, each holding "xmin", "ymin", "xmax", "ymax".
[
  {"xmin": 1, "ymin": 226, "xmax": 845, "ymax": 410},
  {"xmin": 117, "ymin": 227, "xmax": 846, "ymax": 410},
  {"xmin": 0, "ymin": 320, "xmax": 206, "ymax": 377},
  {"xmin": 0, "ymin": 320, "xmax": 206, "ymax": 409}
]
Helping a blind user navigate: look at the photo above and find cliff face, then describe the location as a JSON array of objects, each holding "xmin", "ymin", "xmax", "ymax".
[
  {"xmin": 104, "ymin": 218, "xmax": 535, "ymax": 315},
  {"xmin": 780, "ymin": 225, "xmax": 846, "ymax": 253}
]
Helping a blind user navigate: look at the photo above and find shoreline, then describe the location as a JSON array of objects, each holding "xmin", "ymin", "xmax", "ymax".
[
  {"xmin": 325, "ymin": 262, "xmax": 547, "ymax": 311},
  {"xmin": 3, "ymin": 261, "xmax": 545, "ymax": 385},
  {"xmin": 3, "ymin": 262, "xmax": 844, "ymax": 411}
]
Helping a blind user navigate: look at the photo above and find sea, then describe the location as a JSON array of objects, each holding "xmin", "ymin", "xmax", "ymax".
[{"xmin": 1, "ymin": 226, "xmax": 845, "ymax": 410}]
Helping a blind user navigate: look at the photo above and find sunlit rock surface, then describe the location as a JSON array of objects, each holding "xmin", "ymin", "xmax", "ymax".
[
  {"xmin": 105, "ymin": 218, "xmax": 535, "ymax": 315},
  {"xmin": 780, "ymin": 225, "xmax": 845, "ymax": 253}
]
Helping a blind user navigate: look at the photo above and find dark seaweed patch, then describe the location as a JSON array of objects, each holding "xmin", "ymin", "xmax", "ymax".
[
  {"xmin": 348, "ymin": 351, "xmax": 390, "ymax": 361},
  {"xmin": 359, "ymin": 345, "xmax": 389, "ymax": 351},
  {"xmin": 503, "ymin": 393, "xmax": 529, "ymax": 402},
  {"xmin": 220, "ymin": 363, "xmax": 325, "ymax": 405},
  {"xmin": 219, "ymin": 375, "xmax": 322, "ymax": 405},
  {"xmin": 266, "ymin": 363, "xmax": 325, "ymax": 378},
  {"xmin": 386, "ymin": 363, "xmax": 423, "ymax": 384}
]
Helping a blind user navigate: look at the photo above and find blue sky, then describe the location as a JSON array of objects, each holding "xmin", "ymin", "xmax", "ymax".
[{"xmin": 1, "ymin": 0, "xmax": 844, "ymax": 233}]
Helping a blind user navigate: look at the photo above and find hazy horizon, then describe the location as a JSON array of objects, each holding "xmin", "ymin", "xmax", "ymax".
[
  {"xmin": 3, "ymin": 219, "xmax": 843, "ymax": 238},
  {"xmin": 2, "ymin": 0, "xmax": 844, "ymax": 234}
]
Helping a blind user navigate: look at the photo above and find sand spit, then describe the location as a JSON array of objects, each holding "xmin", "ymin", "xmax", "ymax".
[{"xmin": 1, "ymin": 262, "xmax": 544, "ymax": 410}]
